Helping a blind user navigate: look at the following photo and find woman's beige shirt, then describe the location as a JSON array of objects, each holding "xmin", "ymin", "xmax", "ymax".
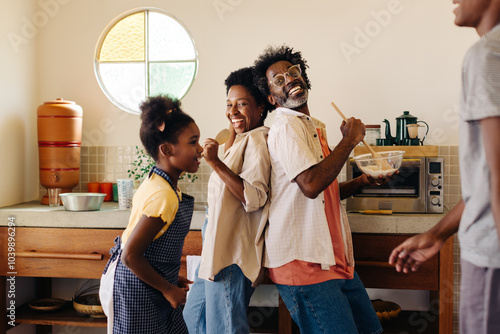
[{"xmin": 198, "ymin": 126, "xmax": 271, "ymax": 284}]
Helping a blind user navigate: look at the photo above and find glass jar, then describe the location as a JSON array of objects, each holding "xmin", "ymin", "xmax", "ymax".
[{"xmin": 364, "ymin": 125, "xmax": 381, "ymax": 146}]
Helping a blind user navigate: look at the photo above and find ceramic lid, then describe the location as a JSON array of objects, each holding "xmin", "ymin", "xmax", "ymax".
[
  {"xmin": 37, "ymin": 98, "xmax": 82, "ymax": 117},
  {"xmin": 43, "ymin": 98, "xmax": 76, "ymax": 105},
  {"xmin": 396, "ymin": 111, "xmax": 416, "ymax": 120}
]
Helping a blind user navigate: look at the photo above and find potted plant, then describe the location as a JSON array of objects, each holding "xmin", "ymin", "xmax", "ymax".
[{"xmin": 128, "ymin": 146, "xmax": 198, "ymax": 184}]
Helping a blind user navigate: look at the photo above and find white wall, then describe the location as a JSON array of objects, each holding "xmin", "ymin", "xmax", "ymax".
[
  {"xmin": 35, "ymin": 0, "xmax": 477, "ymax": 148},
  {"xmin": 1, "ymin": 0, "xmax": 478, "ymax": 203},
  {"xmin": 0, "ymin": 0, "xmax": 39, "ymax": 207}
]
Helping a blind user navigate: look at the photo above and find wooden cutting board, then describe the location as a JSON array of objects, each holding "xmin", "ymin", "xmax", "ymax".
[{"xmin": 353, "ymin": 145, "xmax": 438, "ymax": 157}]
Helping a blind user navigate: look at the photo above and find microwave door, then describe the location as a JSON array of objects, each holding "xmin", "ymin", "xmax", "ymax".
[
  {"xmin": 346, "ymin": 158, "xmax": 428, "ymax": 213},
  {"xmin": 352, "ymin": 165, "xmax": 421, "ymax": 198}
]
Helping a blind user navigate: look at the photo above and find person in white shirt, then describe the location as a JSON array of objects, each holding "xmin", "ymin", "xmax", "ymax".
[
  {"xmin": 183, "ymin": 67, "xmax": 271, "ymax": 333},
  {"xmin": 389, "ymin": 1, "xmax": 500, "ymax": 333},
  {"xmin": 253, "ymin": 45, "xmax": 384, "ymax": 334}
]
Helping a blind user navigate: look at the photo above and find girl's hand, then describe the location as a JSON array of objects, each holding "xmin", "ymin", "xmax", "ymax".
[
  {"xmin": 203, "ymin": 138, "xmax": 220, "ymax": 165},
  {"xmin": 162, "ymin": 285, "xmax": 188, "ymax": 309},
  {"xmin": 177, "ymin": 275, "xmax": 193, "ymax": 290}
]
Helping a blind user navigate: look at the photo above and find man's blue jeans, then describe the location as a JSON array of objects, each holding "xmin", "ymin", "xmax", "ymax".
[
  {"xmin": 183, "ymin": 263, "xmax": 254, "ymax": 334},
  {"xmin": 276, "ymin": 271, "xmax": 383, "ymax": 334}
]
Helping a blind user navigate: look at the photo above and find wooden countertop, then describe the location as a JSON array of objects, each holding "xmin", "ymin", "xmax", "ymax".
[{"xmin": 1, "ymin": 201, "xmax": 444, "ymax": 233}]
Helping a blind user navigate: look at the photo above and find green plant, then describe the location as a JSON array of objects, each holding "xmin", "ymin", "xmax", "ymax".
[
  {"xmin": 128, "ymin": 146, "xmax": 155, "ymax": 180},
  {"xmin": 127, "ymin": 146, "xmax": 198, "ymax": 182}
]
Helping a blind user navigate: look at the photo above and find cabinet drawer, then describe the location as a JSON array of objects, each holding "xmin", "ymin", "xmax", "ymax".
[
  {"xmin": 0, "ymin": 227, "xmax": 122, "ymax": 279},
  {"xmin": 353, "ymin": 233, "xmax": 439, "ymax": 290}
]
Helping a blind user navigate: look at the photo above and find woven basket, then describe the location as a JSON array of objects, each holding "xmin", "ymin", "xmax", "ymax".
[
  {"xmin": 72, "ymin": 280, "xmax": 105, "ymax": 318},
  {"xmin": 371, "ymin": 299, "xmax": 401, "ymax": 321},
  {"xmin": 73, "ymin": 293, "xmax": 105, "ymax": 318},
  {"xmin": 28, "ymin": 298, "xmax": 66, "ymax": 312}
]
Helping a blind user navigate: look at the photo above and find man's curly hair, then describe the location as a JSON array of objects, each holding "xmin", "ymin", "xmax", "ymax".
[
  {"xmin": 253, "ymin": 45, "xmax": 312, "ymax": 110},
  {"xmin": 225, "ymin": 67, "xmax": 272, "ymax": 120}
]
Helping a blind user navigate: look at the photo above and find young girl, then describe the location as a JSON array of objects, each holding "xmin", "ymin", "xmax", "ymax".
[{"xmin": 99, "ymin": 95, "xmax": 203, "ymax": 333}]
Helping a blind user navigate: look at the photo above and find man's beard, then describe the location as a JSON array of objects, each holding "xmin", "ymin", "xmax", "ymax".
[{"xmin": 275, "ymin": 89, "xmax": 309, "ymax": 110}]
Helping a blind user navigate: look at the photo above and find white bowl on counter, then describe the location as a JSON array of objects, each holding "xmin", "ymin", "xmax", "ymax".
[{"xmin": 59, "ymin": 193, "xmax": 106, "ymax": 211}]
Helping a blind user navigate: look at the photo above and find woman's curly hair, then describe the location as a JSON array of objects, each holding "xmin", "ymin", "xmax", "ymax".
[
  {"xmin": 224, "ymin": 66, "xmax": 272, "ymax": 120},
  {"xmin": 253, "ymin": 45, "xmax": 312, "ymax": 110},
  {"xmin": 139, "ymin": 95, "xmax": 194, "ymax": 161}
]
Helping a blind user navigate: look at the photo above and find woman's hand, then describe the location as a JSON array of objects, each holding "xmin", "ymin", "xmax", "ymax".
[
  {"xmin": 203, "ymin": 138, "xmax": 220, "ymax": 165},
  {"xmin": 251, "ymin": 267, "xmax": 267, "ymax": 288}
]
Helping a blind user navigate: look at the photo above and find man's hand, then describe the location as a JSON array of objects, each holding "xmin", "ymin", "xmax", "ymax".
[
  {"xmin": 360, "ymin": 171, "xmax": 399, "ymax": 186},
  {"xmin": 340, "ymin": 117, "xmax": 366, "ymax": 147},
  {"xmin": 388, "ymin": 232, "xmax": 445, "ymax": 273}
]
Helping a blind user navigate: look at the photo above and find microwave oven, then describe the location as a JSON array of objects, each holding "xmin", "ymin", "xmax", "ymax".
[{"xmin": 345, "ymin": 157, "xmax": 444, "ymax": 213}]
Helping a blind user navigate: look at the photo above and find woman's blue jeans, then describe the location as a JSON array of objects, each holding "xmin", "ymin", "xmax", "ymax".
[
  {"xmin": 276, "ymin": 271, "xmax": 383, "ymax": 334},
  {"xmin": 183, "ymin": 263, "xmax": 254, "ymax": 334}
]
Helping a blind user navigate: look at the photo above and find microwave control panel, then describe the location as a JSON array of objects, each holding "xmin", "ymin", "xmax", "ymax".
[{"xmin": 426, "ymin": 157, "xmax": 444, "ymax": 213}]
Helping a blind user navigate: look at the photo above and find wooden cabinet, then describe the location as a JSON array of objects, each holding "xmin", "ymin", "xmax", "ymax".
[
  {"xmin": 0, "ymin": 227, "xmax": 120, "ymax": 279},
  {"xmin": 0, "ymin": 228, "xmax": 292, "ymax": 333},
  {"xmin": 1, "ymin": 228, "xmax": 453, "ymax": 334},
  {"xmin": 353, "ymin": 233, "xmax": 454, "ymax": 334},
  {"xmin": 0, "ymin": 227, "xmax": 121, "ymax": 332}
]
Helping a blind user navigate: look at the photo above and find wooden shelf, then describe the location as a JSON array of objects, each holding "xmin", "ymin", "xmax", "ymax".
[
  {"xmin": 12, "ymin": 302, "xmax": 440, "ymax": 333},
  {"xmin": 381, "ymin": 311, "xmax": 439, "ymax": 334},
  {"xmin": 15, "ymin": 301, "xmax": 106, "ymax": 328},
  {"xmin": 353, "ymin": 145, "xmax": 438, "ymax": 157}
]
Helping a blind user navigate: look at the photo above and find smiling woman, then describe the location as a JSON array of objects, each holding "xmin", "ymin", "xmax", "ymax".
[{"xmin": 94, "ymin": 8, "xmax": 198, "ymax": 115}]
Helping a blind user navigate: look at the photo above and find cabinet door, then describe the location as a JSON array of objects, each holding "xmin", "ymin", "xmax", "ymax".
[
  {"xmin": 0, "ymin": 227, "xmax": 122, "ymax": 279},
  {"xmin": 180, "ymin": 230, "xmax": 202, "ymax": 277},
  {"xmin": 353, "ymin": 233, "xmax": 439, "ymax": 290}
]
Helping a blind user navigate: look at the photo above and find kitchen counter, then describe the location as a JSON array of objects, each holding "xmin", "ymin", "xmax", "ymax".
[
  {"xmin": 0, "ymin": 202, "xmax": 453, "ymax": 333},
  {"xmin": 1, "ymin": 201, "xmax": 444, "ymax": 233},
  {"xmin": 0, "ymin": 201, "xmax": 207, "ymax": 229}
]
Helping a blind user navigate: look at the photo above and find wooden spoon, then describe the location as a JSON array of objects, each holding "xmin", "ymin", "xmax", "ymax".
[
  {"xmin": 330, "ymin": 101, "xmax": 392, "ymax": 170},
  {"xmin": 330, "ymin": 102, "xmax": 381, "ymax": 158},
  {"xmin": 214, "ymin": 128, "xmax": 230, "ymax": 145},
  {"xmin": 198, "ymin": 129, "xmax": 231, "ymax": 162}
]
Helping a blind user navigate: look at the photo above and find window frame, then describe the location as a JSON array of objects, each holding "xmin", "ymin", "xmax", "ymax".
[{"xmin": 94, "ymin": 7, "xmax": 199, "ymax": 115}]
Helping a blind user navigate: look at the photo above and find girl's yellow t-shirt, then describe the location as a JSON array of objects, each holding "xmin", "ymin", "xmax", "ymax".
[{"xmin": 121, "ymin": 173, "xmax": 182, "ymax": 245}]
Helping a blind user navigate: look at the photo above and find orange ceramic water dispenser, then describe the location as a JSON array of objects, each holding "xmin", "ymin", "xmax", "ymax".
[{"xmin": 37, "ymin": 98, "xmax": 82, "ymax": 205}]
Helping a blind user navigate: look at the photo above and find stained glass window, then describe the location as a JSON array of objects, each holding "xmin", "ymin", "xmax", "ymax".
[{"xmin": 94, "ymin": 9, "xmax": 198, "ymax": 114}]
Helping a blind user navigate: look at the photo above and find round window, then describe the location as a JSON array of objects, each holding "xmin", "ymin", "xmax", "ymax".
[{"xmin": 94, "ymin": 8, "xmax": 198, "ymax": 114}]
